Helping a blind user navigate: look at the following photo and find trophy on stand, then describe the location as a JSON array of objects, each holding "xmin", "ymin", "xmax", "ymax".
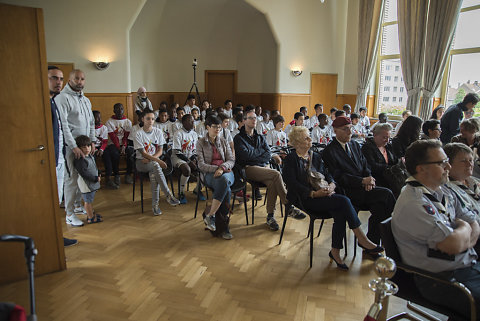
[{"xmin": 364, "ymin": 256, "xmax": 401, "ymax": 321}]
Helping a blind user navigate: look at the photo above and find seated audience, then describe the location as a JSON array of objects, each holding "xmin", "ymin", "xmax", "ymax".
[
  {"xmin": 444, "ymin": 143, "xmax": 480, "ymax": 219},
  {"xmin": 359, "ymin": 106, "xmax": 370, "ymax": 129},
  {"xmin": 392, "ymin": 110, "xmax": 412, "ymax": 137},
  {"xmin": 200, "ymin": 100, "xmax": 211, "ymax": 120},
  {"xmin": 266, "ymin": 115, "xmax": 287, "ymax": 147},
  {"xmin": 269, "ymin": 110, "xmax": 280, "ymax": 129},
  {"xmin": 334, "ymin": 110, "xmax": 346, "ymax": 118},
  {"xmin": 224, "ymin": 99, "xmax": 233, "ymax": 118},
  {"xmin": 309, "ymin": 104, "xmax": 324, "ymax": 129},
  {"xmin": 218, "ymin": 113, "xmax": 234, "ymax": 152},
  {"xmin": 154, "ymin": 108, "xmax": 172, "ymax": 143},
  {"xmin": 171, "ymin": 107, "xmax": 186, "ymax": 136},
  {"xmin": 361, "ymin": 123, "xmax": 399, "ymax": 192},
  {"xmin": 183, "ymin": 94, "xmax": 198, "ymax": 114},
  {"xmin": 228, "ymin": 106, "xmax": 243, "ymax": 132},
  {"xmin": 255, "ymin": 105, "xmax": 263, "ymax": 122},
  {"xmin": 430, "ymin": 105, "xmax": 445, "ymax": 120},
  {"xmin": 322, "ymin": 116, "xmax": 395, "ymax": 246},
  {"xmin": 74, "ymin": 135, "xmax": 102, "ymax": 224},
  {"xmin": 311, "ymin": 113, "xmax": 331, "ymax": 145},
  {"xmin": 285, "ymin": 112, "xmax": 305, "ymax": 136},
  {"xmin": 342, "ymin": 104, "xmax": 352, "ymax": 118},
  {"xmin": 234, "ymin": 110, "xmax": 306, "ymax": 231},
  {"xmin": 451, "ymin": 118, "xmax": 480, "ymax": 148},
  {"xmin": 134, "ymin": 87, "xmax": 153, "ymax": 115},
  {"xmin": 104, "ymin": 103, "xmax": 134, "ymax": 187},
  {"xmin": 171, "ymin": 114, "xmax": 201, "ymax": 204},
  {"xmin": 93, "ymin": 110, "xmax": 108, "ymax": 159},
  {"xmin": 231, "ymin": 112, "xmax": 244, "ymax": 137},
  {"xmin": 370, "ymin": 112, "xmax": 389, "ymax": 132},
  {"xmin": 300, "ymin": 106, "xmax": 311, "ymax": 129},
  {"xmin": 283, "ymin": 126, "xmax": 383, "ymax": 270},
  {"xmin": 391, "ymin": 115, "xmax": 423, "ymax": 159},
  {"xmin": 421, "ymin": 119, "xmax": 441, "ymax": 140},
  {"xmin": 328, "ymin": 107, "xmax": 338, "ymax": 126},
  {"xmin": 134, "ymin": 110, "xmax": 180, "ymax": 215},
  {"xmin": 154, "ymin": 101, "xmax": 168, "ymax": 119},
  {"xmin": 350, "ymin": 113, "xmax": 367, "ymax": 144},
  {"xmin": 392, "ymin": 139, "xmax": 480, "ymax": 319},
  {"xmin": 256, "ymin": 110, "xmax": 273, "ymax": 136},
  {"xmin": 197, "ymin": 116, "xmax": 236, "ymax": 240},
  {"xmin": 192, "ymin": 107, "xmax": 201, "ymax": 124}
]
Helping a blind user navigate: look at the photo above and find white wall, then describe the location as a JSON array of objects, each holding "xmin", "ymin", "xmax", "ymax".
[
  {"xmin": 0, "ymin": 0, "xmax": 144, "ymax": 93},
  {"xmin": 129, "ymin": 0, "xmax": 278, "ymax": 93}
]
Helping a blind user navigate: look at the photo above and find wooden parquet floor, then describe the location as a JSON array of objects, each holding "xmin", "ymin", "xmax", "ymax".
[{"xmin": 0, "ymin": 181, "xmax": 446, "ymax": 321}]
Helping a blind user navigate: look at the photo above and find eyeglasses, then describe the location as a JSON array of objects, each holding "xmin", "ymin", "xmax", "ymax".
[
  {"xmin": 209, "ymin": 125, "xmax": 222, "ymax": 130},
  {"xmin": 420, "ymin": 158, "xmax": 450, "ymax": 168}
]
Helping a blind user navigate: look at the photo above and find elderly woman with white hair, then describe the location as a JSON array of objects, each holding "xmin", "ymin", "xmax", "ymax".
[
  {"xmin": 135, "ymin": 87, "xmax": 153, "ymax": 116},
  {"xmin": 361, "ymin": 122, "xmax": 399, "ymax": 192},
  {"xmin": 282, "ymin": 126, "xmax": 383, "ymax": 271}
]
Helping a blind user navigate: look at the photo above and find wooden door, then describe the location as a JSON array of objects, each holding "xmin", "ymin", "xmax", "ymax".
[
  {"xmin": 205, "ymin": 71, "xmax": 237, "ymax": 108},
  {"xmin": 0, "ymin": 4, "xmax": 65, "ymax": 284},
  {"xmin": 310, "ymin": 73, "xmax": 338, "ymax": 113}
]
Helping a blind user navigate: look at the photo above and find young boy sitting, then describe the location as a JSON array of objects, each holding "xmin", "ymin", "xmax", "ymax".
[
  {"xmin": 93, "ymin": 110, "xmax": 108, "ymax": 157},
  {"xmin": 285, "ymin": 112, "xmax": 305, "ymax": 136},
  {"xmin": 134, "ymin": 110, "xmax": 180, "ymax": 215},
  {"xmin": 328, "ymin": 107, "xmax": 337, "ymax": 126},
  {"xmin": 104, "ymin": 103, "xmax": 134, "ymax": 187},
  {"xmin": 266, "ymin": 115, "xmax": 287, "ymax": 147},
  {"xmin": 256, "ymin": 110, "xmax": 274, "ymax": 136},
  {"xmin": 73, "ymin": 135, "xmax": 102, "ymax": 224},
  {"xmin": 350, "ymin": 113, "xmax": 367, "ymax": 144},
  {"xmin": 311, "ymin": 113, "xmax": 332, "ymax": 144},
  {"xmin": 232, "ymin": 112, "xmax": 244, "ymax": 137},
  {"xmin": 171, "ymin": 114, "xmax": 202, "ymax": 204},
  {"xmin": 218, "ymin": 113, "xmax": 235, "ymax": 152},
  {"xmin": 154, "ymin": 108, "xmax": 172, "ymax": 144},
  {"xmin": 171, "ymin": 106, "xmax": 186, "ymax": 137}
]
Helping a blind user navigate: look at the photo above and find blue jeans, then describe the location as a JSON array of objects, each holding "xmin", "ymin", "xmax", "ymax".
[{"xmin": 204, "ymin": 171, "xmax": 235, "ymax": 204}]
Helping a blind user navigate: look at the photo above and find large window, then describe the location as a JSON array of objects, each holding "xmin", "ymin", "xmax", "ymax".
[
  {"xmin": 443, "ymin": 2, "xmax": 480, "ymax": 115},
  {"xmin": 376, "ymin": 0, "xmax": 408, "ymax": 117}
]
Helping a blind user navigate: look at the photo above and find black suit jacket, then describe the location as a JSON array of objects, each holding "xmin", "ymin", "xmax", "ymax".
[
  {"xmin": 322, "ymin": 138, "xmax": 371, "ymax": 191},
  {"xmin": 361, "ymin": 137, "xmax": 398, "ymax": 188}
]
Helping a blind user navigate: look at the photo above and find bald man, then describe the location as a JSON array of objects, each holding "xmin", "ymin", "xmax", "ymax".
[
  {"xmin": 135, "ymin": 87, "xmax": 153, "ymax": 115},
  {"xmin": 56, "ymin": 69, "xmax": 95, "ymax": 227}
]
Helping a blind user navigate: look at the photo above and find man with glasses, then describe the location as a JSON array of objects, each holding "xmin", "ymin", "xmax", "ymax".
[
  {"xmin": 322, "ymin": 116, "xmax": 395, "ymax": 252},
  {"xmin": 233, "ymin": 110, "xmax": 305, "ymax": 231},
  {"xmin": 392, "ymin": 139, "xmax": 480, "ymax": 319}
]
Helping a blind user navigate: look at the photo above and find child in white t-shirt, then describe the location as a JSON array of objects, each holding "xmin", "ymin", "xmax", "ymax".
[
  {"xmin": 350, "ymin": 113, "xmax": 368, "ymax": 144},
  {"xmin": 311, "ymin": 113, "xmax": 332, "ymax": 145},
  {"xmin": 104, "ymin": 103, "xmax": 134, "ymax": 187},
  {"xmin": 285, "ymin": 112, "xmax": 305, "ymax": 137},
  {"xmin": 359, "ymin": 106, "xmax": 370, "ymax": 129},
  {"xmin": 218, "ymin": 112, "xmax": 235, "ymax": 153},
  {"xmin": 134, "ymin": 110, "xmax": 179, "ymax": 215},
  {"xmin": 171, "ymin": 114, "xmax": 201, "ymax": 204},
  {"xmin": 309, "ymin": 104, "xmax": 324, "ymax": 129},
  {"xmin": 154, "ymin": 108, "xmax": 172, "ymax": 144},
  {"xmin": 266, "ymin": 115, "xmax": 287, "ymax": 147},
  {"xmin": 231, "ymin": 112, "xmax": 244, "ymax": 137},
  {"xmin": 93, "ymin": 110, "xmax": 108, "ymax": 156},
  {"xmin": 224, "ymin": 99, "xmax": 233, "ymax": 118},
  {"xmin": 256, "ymin": 110, "xmax": 274, "ymax": 136},
  {"xmin": 170, "ymin": 107, "xmax": 186, "ymax": 137}
]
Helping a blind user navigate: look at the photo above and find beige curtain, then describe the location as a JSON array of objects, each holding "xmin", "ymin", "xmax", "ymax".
[
  {"xmin": 397, "ymin": 0, "xmax": 429, "ymax": 115},
  {"xmin": 419, "ymin": 0, "xmax": 462, "ymax": 120},
  {"xmin": 354, "ymin": 0, "xmax": 385, "ymax": 112}
]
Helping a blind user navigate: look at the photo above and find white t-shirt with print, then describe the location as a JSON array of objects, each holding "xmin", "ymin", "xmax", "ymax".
[
  {"xmin": 256, "ymin": 120, "xmax": 274, "ymax": 136},
  {"xmin": 172, "ymin": 128, "xmax": 198, "ymax": 159},
  {"xmin": 95, "ymin": 125, "xmax": 108, "ymax": 149},
  {"xmin": 153, "ymin": 121, "xmax": 172, "ymax": 143},
  {"xmin": 219, "ymin": 128, "xmax": 233, "ymax": 143},
  {"xmin": 266, "ymin": 129, "xmax": 287, "ymax": 147},
  {"xmin": 134, "ymin": 127, "xmax": 165, "ymax": 159},
  {"xmin": 311, "ymin": 126, "xmax": 332, "ymax": 144},
  {"xmin": 105, "ymin": 117, "xmax": 132, "ymax": 145}
]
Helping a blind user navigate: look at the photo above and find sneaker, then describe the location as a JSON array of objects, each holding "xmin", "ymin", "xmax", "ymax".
[
  {"xmin": 153, "ymin": 205, "xmax": 163, "ymax": 216},
  {"xmin": 221, "ymin": 230, "xmax": 233, "ymax": 240},
  {"xmin": 66, "ymin": 214, "xmax": 84, "ymax": 227},
  {"xmin": 166, "ymin": 194, "xmax": 180, "ymax": 206},
  {"xmin": 114, "ymin": 175, "xmax": 121, "ymax": 186},
  {"xmin": 74, "ymin": 206, "xmax": 86, "ymax": 215},
  {"xmin": 106, "ymin": 179, "xmax": 119, "ymax": 190},
  {"xmin": 204, "ymin": 215, "xmax": 216, "ymax": 231},
  {"xmin": 287, "ymin": 206, "xmax": 306, "ymax": 220},
  {"xmin": 63, "ymin": 237, "xmax": 78, "ymax": 247},
  {"xmin": 194, "ymin": 190, "xmax": 206, "ymax": 201},
  {"xmin": 266, "ymin": 216, "xmax": 279, "ymax": 231},
  {"xmin": 179, "ymin": 192, "xmax": 187, "ymax": 204},
  {"xmin": 125, "ymin": 174, "xmax": 134, "ymax": 184}
]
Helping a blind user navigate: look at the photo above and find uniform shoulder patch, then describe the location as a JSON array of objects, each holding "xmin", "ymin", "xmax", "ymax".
[{"xmin": 423, "ymin": 205, "xmax": 435, "ymax": 215}]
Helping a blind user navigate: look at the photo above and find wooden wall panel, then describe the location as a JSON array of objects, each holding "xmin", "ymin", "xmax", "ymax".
[
  {"xmin": 86, "ymin": 93, "xmax": 133, "ymax": 123},
  {"xmin": 278, "ymin": 94, "xmax": 310, "ymax": 124},
  {"xmin": 234, "ymin": 93, "xmax": 262, "ymax": 107},
  {"xmin": 336, "ymin": 94, "xmax": 357, "ymax": 111}
]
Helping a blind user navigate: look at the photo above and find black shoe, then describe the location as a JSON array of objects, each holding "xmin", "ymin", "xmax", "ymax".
[
  {"xmin": 63, "ymin": 238, "xmax": 78, "ymax": 247},
  {"xmin": 329, "ymin": 251, "xmax": 349, "ymax": 271},
  {"xmin": 363, "ymin": 251, "xmax": 382, "ymax": 261},
  {"xmin": 266, "ymin": 216, "xmax": 279, "ymax": 231},
  {"xmin": 358, "ymin": 244, "xmax": 384, "ymax": 254},
  {"xmin": 254, "ymin": 188, "xmax": 262, "ymax": 200}
]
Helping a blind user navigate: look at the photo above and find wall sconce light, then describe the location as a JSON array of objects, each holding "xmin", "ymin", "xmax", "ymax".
[
  {"xmin": 93, "ymin": 61, "xmax": 110, "ymax": 71},
  {"xmin": 291, "ymin": 69, "xmax": 303, "ymax": 77}
]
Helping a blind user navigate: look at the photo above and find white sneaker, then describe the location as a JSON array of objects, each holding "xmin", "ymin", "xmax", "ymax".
[
  {"xmin": 66, "ymin": 214, "xmax": 84, "ymax": 227},
  {"xmin": 74, "ymin": 206, "xmax": 86, "ymax": 214},
  {"xmin": 166, "ymin": 194, "xmax": 180, "ymax": 206}
]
